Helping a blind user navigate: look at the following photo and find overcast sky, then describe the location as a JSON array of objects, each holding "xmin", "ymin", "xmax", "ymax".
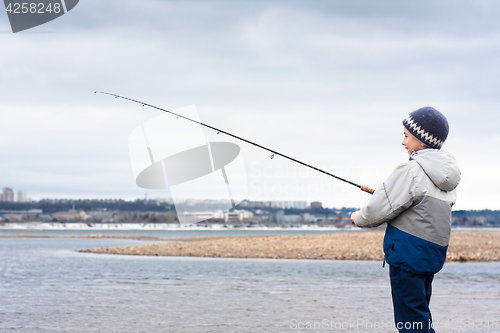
[{"xmin": 1, "ymin": 0, "xmax": 499, "ymax": 210}]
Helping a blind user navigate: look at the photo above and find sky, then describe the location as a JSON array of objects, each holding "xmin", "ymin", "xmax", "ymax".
[{"xmin": 1, "ymin": 0, "xmax": 499, "ymax": 210}]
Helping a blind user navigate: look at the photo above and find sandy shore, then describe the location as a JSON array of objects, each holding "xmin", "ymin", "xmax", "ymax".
[{"xmin": 81, "ymin": 230, "xmax": 500, "ymax": 262}]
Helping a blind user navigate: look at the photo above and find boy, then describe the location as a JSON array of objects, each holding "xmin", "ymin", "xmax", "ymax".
[{"xmin": 350, "ymin": 107, "xmax": 461, "ymax": 333}]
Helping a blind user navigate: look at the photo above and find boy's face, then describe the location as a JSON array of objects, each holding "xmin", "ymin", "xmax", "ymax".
[{"xmin": 402, "ymin": 127, "xmax": 426, "ymax": 157}]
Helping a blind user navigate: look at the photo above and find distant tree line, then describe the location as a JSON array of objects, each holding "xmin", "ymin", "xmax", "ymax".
[
  {"xmin": 1, "ymin": 199, "xmax": 499, "ymax": 227},
  {"xmin": 452, "ymin": 210, "xmax": 500, "ymax": 227},
  {"xmin": 0, "ymin": 199, "xmax": 172, "ymax": 214}
]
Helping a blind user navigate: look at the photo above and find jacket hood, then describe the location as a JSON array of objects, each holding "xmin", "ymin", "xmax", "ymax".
[{"xmin": 411, "ymin": 149, "xmax": 461, "ymax": 192}]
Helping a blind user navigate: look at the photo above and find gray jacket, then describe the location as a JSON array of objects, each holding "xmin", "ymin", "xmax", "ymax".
[{"xmin": 354, "ymin": 149, "xmax": 461, "ymax": 274}]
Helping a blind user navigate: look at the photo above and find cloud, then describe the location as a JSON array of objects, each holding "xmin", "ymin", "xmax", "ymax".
[{"xmin": 0, "ymin": 0, "xmax": 499, "ymax": 209}]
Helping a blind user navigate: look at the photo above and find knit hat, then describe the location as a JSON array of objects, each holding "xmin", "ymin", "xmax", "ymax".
[{"xmin": 402, "ymin": 106, "xmax": 449, "ymax": 149}]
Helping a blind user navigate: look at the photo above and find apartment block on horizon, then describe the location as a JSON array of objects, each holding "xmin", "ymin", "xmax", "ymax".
[{"xmin": 1, "ymin": 187, "xmax": 14, "ymax": 202}]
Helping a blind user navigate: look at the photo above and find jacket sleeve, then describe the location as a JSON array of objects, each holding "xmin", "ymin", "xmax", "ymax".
[{"xmin": 354, "ymin": 163, "xmax": 416, "ymax": 228}]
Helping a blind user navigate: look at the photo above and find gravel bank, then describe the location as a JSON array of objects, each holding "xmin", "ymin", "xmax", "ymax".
[{"xmin": 81, "ymin": 230, "xmax": 500, "ymax": 262}]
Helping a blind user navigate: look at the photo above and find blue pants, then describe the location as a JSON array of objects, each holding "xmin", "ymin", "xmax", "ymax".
[{"xmin": 389, "ymin": 265, "xmax": 435, "ymax": 333}]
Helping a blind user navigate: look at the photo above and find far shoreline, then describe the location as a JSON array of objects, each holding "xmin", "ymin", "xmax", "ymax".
[{"xmin": 2, "ymin": 222, "xmax": 500, "ymax": 232}]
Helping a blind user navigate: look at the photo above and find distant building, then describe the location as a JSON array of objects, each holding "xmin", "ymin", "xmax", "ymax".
[
  {"xmin": 239, "ymin": 200, "xmax": 271, "ymax": 208},
  {"xmin": 300, "ymin": 213, "xmax": 313, "ymax": 223},
  {"xmin": 310, "ymin": 201, "xmax": 323, "ymax": 209},
  {"xmin": 233, "ymin": 210, "xmax": 254, "ymax": 222},
  {"xmin": 2, "ymin": 188, "xmax": 14, "ymax": 202},
  {"xmin": 291, "ymin": 201, "xmax": 308, "ymax": 209},
  {"xmin": 51, "ymin": 210, "xmax": 86, "ymax": 222},
  {"xmin": 270, "ymin": 201, "xmax": 308, "ymax": 209},
  {"xmin": 240, "ymin": 200, "xmax": 307, "ymax": 209},
  {"xmin": 179, "ymin": 210, "xmax": 254, "ymax": 224},
  {"xmin": 225, "ymin": 212, "xmax": 240, "ymax": 223},
  {"xmin": 16, "ymin": 191, "xmax": 28, "ymax": 202}
]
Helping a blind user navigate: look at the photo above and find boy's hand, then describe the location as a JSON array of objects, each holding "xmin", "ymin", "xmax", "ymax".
[{"xmin": 350, "ymin": 211, "xmax": 359, "ymax": 225}]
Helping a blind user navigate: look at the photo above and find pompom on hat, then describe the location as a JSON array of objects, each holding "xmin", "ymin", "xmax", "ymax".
[{"xmin": 402, "ymin": 106, "xmax": 449, "ymax": 149}]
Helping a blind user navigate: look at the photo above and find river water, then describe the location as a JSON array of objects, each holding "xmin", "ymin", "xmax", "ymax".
[{"xmin": 0, "ymin": 229, "xmax": 499, "ymax": 332}]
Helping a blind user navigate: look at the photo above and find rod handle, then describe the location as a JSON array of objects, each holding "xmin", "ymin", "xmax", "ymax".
[{"xmin": 361, "ymin": 185, "xmax": 375, "ymax": 195}]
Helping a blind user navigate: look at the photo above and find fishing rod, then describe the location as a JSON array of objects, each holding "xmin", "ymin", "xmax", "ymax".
[{"xmin": 95, "ymin": 91, "xmax": 375, "ymax": 195}]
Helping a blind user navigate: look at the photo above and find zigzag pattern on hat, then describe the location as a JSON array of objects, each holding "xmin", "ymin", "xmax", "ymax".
[{"xmin": 405, "ymin": 116, "xmax": 444, "ymax": 148}]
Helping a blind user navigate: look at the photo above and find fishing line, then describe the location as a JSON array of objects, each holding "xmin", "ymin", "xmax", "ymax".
[{"xmin": 95, "ymin": 91, "xmax": 375, "ymax": 194}]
